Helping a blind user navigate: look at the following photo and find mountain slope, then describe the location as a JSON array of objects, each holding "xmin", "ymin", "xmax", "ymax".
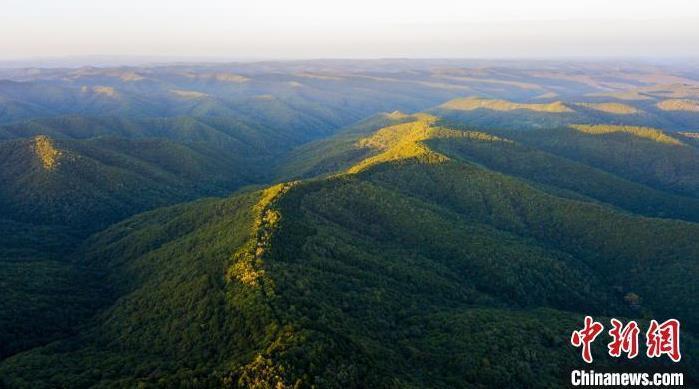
[
  {"xmin": 0, "ymin": 135, "xmax": 253, "ymax": 231},
  {"xmin": 488, "ymin": 125, "xmax": 699, "ymax": 199},
  {"xmin": 2, "ymin": 115, "xmax": 696, "ymax": 388},
  {"xmin": 0, "ymin": 77, "xmax": 464, "ymax": 364},
  {"xmin": 0, "ymin": 133, "xmax": 259, "ymax": 361},
  {"xmin": 426, "ymin": 133, "xmax": 699, "ymax": 222},
  {"xmin": 281, "ymin": 111, "xmax": 699, "ymax": 223},
  {"xmin": 0, "ymin": 219, "xmax": 104, "ymax": 360}
]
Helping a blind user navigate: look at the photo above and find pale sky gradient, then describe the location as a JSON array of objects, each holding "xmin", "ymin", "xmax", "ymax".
[{"xmin": 2, "ymin": 0, "xmax": 699, "ymax": 60}]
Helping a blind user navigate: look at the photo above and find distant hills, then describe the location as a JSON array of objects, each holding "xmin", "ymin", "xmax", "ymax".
[{"xmin": 433, "ymin": 95, "xmax": 699, "ymax": 131}]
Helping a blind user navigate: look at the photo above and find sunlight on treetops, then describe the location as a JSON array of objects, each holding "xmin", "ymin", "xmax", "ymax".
[
  {"xmin": 576, "ymin": 102, "xmax": 640, "ymax": 114},
  {"xmin": 440, "ymin": 97, "xmax": 573, "ymax": 113},
  {"xmin": 570, "ymin": 124, "xmax": 684, "ymax": 146},
  {"xmin": 349, "ymin": 116, "xmax": 512, "ymax": 173},
  {"xmin": 657, "ymin": 99, "xmax": 699, "ymax": 112},
  {"xmin": 33, "ymin": 135, "xmax": 61, "ymax": 170},
  {"xmin": 228, "ymin": 183, "xmax": 296, "ymax": 289}
]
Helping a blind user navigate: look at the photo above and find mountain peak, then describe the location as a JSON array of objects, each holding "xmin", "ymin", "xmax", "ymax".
[{"xmin": 349, "ymin": 115, "xmax": 509, "ymax": 174}]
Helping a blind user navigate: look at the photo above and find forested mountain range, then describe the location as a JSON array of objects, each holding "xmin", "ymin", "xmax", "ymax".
[{"xmin": 0, "ymin": 60, "xmax": 697, "ymax": 387}]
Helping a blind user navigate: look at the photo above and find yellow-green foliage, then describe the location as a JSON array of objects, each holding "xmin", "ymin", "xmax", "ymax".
[
  {"xmin": 350, "ymin": 115, "xmax": 512, "ymax": 174},
  {"xmin": 570, "ymin": 124, "xmax": 684, "ymax": 146},
  {"xmin": 440, "ymin": 97, "xmax": 573, "ymax": 113},
  {"xmin": 350, "ymin": 116, "xmax": 443, "ymax": 172},
  {"xmin": 576, "ymin": 102, "xmax": 640, "ymax": 114},
  {"xmin": 33, "ymin": 135, "xmax": 61, "ymax": 170},
  {"xmin": 229, "ymin": 251, "xmax": 264, "ymax": 288},
  {"xmin": 354, "ymin": 115, "xmax": 436, "ymax": 150},
  {"xmin": 657, "ymin": 99, "xmax": 699, "ymax": 112},
  {"xmin": 227, "ymin": 183, "xmax": 296, "ymax": 290}
]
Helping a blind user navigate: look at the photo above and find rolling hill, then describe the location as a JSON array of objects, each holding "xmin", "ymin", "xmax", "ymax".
[{"xmin": 0, "ymin": 135, "xmax": 253, "ymax": 231}]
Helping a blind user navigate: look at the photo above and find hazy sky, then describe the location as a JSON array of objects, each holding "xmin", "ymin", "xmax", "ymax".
[{"xmin": 2, "ymin": 0, "xmax": 699, "ymax": 60}]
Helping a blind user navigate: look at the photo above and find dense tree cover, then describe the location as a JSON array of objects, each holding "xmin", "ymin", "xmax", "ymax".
[
  {"xmin": 1, "ymin": 195, "xmax": 262, "ymax": 387},
  {"xmin": 0, "ymin": 219, "xmax": 104, "ymax": 360},
  {"xmin": 0, "ymin": 71, "xmax": 467, "ymax": 364},
  {"xmin": 0, "ymin": 136, "xmax": 253, "ymax": 231},
  {"xmin": 487, "ymin": 126, "xmax": 699, "ymax": 198},
  {"xmin": 278, "ymin": 107, "xmax": 699, "ymax": 222},
  {"xmin": 274, "ymin": 112, "xmax": 422, "ymax": 180},
  {"xmin": 427, "ymin": 135, "xmax": 699, "ymax": 222},
  {"xmin": 2, "ymin": 62, "xmax": 699, "ymax": 387},
  {"xmin": 361, "ymin": 161, "xmax": 698, "ymax": 328},
  {"xmin": 1, "ymin": 116, "xmax": 696, "ymax": 387},
  {"xmin": 0, "ymin": 65, "xmax": 493, "ymax": 231}
]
